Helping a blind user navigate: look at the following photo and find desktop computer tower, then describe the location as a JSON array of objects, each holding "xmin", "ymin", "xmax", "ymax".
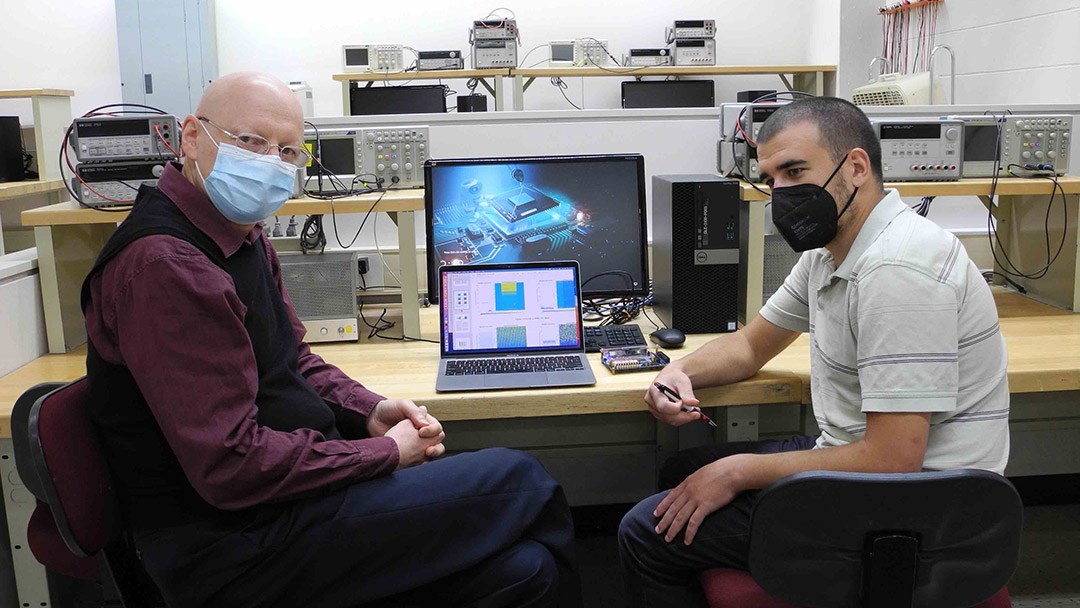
[{"xmin": 652, "ymin": 174, "xmax": 740, "ymax": 334}]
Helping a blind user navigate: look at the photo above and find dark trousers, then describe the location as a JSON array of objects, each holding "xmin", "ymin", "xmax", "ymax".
[
  {"xmin": 618, "ymin": 436, "xmax": 818, "ymax": 608},
  {"xmin": 135, "ymin": 448, "xmax": 582, "ymax": 608}
]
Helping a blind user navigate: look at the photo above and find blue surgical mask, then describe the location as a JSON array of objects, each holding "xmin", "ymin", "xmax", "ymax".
[{"xmin": 194, "ymin": 123, "xmax": 296, "ymax": 224}]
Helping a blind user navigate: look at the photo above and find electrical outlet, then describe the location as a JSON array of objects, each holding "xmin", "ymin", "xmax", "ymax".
[{"xmin": 356, "ymin": 255, "xmax": 385, "ymax": 288}]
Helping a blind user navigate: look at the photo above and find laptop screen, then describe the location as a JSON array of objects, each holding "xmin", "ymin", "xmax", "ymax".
[{"xmin": 441, "ymin": 264, "xmax": 583, "ymax": 356}]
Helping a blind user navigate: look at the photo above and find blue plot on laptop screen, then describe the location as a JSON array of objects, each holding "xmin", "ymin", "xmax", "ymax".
[
  {"xmin": 496, "ymin": 325, "xmax": 528, "ymax": 348},
  {"xmin": 558, "ymin": 322, "xmax": 578, "ymax": 346},
  {"xmin": 556, "ymin": 280, "xmax": 576, "ymax": 309},
  {"xmin": 494, "ymin": 282, "xmax": 526, "ymax": 311}
]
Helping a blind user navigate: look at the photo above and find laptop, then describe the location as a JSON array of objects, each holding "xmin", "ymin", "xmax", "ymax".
[{"xmin": 436, "ymin": 261, "xmax": 597, "ymax": 392}]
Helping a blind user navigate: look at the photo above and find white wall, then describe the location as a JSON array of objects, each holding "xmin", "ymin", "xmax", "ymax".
[
  {"xmin": 0, "ymin": 0, "xmax": 123, "ymax": 123},
  {"xmin": 216, "ymin": 0, "xmax": 838, "ymax": 116}
]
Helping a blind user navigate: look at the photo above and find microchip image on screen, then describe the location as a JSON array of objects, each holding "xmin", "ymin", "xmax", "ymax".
[{"xmin": 425, "ymin": 154, "xmax": 648, "ymax": 302}]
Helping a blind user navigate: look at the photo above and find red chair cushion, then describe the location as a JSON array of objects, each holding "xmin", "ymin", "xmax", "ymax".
[
  {"xmin": 27, "ymin": 502, "xmax": 99, "ymax": 581},
  {"xmin": 979, "ymin": 587, "xmax": 1012, "ymax": 608},
  {"xmin": 700, "ymin": 568, "xmax": 1011, "ymax": 608},
  {"xmin": 36, "ymin": 378, "xmax": 116, "ymax": 554},
  {"xmin": 700, "ymin": 568, "xmax": 801, "ymax": 608}
]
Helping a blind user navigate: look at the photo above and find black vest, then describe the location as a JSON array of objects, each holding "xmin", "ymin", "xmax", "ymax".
[{"xmin": 82, "ymin": 186, "xmax": 342, "ymax": 530}]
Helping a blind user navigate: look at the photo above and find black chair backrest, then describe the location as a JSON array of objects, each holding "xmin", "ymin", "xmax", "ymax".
[
  {"xmin": 748, "ymin": 469, "xmax": 1023, "ymax": 608},
  {"xmin": 26, "ymin": 377, "xmax": 119, "ymax": 557},
  {"xmin": 10, "ymin": 381, "xmax": 65, "ymax": 501}
]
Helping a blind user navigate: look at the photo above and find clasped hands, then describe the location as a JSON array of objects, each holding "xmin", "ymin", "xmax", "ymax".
[{"xmin": 366, "ymin": 399, "xmax": 446, "ymax": 470}]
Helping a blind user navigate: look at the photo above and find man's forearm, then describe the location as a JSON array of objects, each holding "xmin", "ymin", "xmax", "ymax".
[
  {"xmin": 672, "ymin": 331, "xmax": 760, "ymax": 388},
  {"xmin": 731, "ymin": 438, "xmax": 924, "ymax": 492}
]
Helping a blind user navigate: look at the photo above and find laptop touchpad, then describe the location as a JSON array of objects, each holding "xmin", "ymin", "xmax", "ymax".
[{"xmin": 486, "ymin": 373, "xmax": 548, "ymax": 388}]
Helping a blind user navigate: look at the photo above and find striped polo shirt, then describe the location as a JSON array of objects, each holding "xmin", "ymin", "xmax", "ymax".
[{"xmin": 760, "ymin": 189, "xmax": 1010, "ymax": 474}]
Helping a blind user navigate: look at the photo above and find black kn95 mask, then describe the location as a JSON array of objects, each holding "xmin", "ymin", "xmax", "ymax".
[{"xmin": 770, "ymin": 153, "xmax": 858, "ymax": 252}]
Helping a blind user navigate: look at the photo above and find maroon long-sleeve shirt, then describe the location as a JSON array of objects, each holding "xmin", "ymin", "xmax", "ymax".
[{"xmin": 83, "ymin": 162, "xmax": 398, "ymax": 510}]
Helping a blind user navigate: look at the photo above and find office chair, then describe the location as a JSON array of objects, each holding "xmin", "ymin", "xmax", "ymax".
[
  {"xmin": 701, "ymin": 469, "xmax": 1022, "ymax": 608},
  {"xmin": 12, "ymin": 378, "xmax": 163, "ymax": 607}
]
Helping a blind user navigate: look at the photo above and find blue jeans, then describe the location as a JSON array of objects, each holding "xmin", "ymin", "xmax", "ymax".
[{"xmin": 618, "ymin": 436, "xmax": 818, "ymax": 608}]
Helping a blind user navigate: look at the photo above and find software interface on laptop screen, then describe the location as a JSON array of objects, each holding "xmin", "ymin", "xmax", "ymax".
[
  {"xmin": 427, "ymin": 156, "xmax": 646, "ymax": 297},
  {"xmin": 441, "ymin": 266, "xmax": 582, "ymax": 356}
]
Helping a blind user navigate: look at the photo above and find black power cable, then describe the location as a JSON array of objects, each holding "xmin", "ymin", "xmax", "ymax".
[
  {"xmin": 299, "ymin": 214, "xmax": 326, "ymax": 254},
  {"xmin": 358, "ymin": 287, "xmax": 440, "ymax": 344},
  {"xmin": 982, "ymin": 146, "xmax": 1068, "ymax": 281},
  {"xmin": 551, "ymin": 77, "xmax": 582, "ymax": 110},
  {"xmin": 580, "ymin": 271, "xmax": 653, "ymax": 326}
]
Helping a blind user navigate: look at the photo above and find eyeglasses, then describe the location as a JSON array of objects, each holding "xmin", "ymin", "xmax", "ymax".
[{"xmin": 197, "ymin": 117, "xmax": 312, "ymax": 168}]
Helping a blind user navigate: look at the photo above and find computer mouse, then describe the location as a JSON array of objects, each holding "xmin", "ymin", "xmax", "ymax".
[{"xmin": 649, "ymin": 328, "xmax": 686, "ymax": 349}]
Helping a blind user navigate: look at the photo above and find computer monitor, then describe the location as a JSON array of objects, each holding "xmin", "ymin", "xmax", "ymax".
[
  {"xmin": 621, "ymin": 80, "xmax": 715, "ymax": 109},
  {"xmin": 424, "ymin": 154, "xmax": 649, "ymax": 303},
  {"xmin": 349, "ymin": 84, "xmax": 448, "ymax": 116}
]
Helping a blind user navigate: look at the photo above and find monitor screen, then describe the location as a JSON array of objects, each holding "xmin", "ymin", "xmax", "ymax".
[
  {"xmin": 441, "ymin": 264, "xmax": 582, "ymax": 356},
  {"xmin": 306, "ymin": 137, "xmax": 356, "ymax": 176},
  {"xmin": 349, "ymin": 85, "xmax": 448, "ymax": 116},
  {"xmin": 425, "ymin": 154, "xmax": 649, "ymax": 302},
  {"xmin": 344, "ymin": 47, "xmax": 369, "ymax": 67},
  {"xmin": 550, "ymin": 42, "xmax": 575, "ymax": 63},
  {"xmin": 621, "ymin": 81, "xmax": 715, "ymax": 109},
  {"xmin": 964, "ymin": 124, "xmax": 1000, "ymax": 162}
]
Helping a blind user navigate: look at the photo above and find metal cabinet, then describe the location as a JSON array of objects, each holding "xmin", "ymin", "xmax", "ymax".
[{"xmin": 115, "ymin": 0, "xmax": 217, "ymax": 117}]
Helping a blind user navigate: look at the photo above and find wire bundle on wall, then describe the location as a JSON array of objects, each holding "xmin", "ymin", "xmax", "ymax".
[{"xmin": 879, "ymin": 0, "xmax": 942, "ymax": 75}]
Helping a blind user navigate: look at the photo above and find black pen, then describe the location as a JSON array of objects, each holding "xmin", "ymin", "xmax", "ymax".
[{"xmin": 653, "ymin": 382, "xmax": 717, "ymax": 428}]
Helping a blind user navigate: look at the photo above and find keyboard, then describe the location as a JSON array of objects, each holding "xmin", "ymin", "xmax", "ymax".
[
  {"xmin": 583, "ymin": 324, "xmax": 647, "ymax": 353},
  {"xmin": 445, "ymin": 355, "xmax": 585, "ymax": 376}
]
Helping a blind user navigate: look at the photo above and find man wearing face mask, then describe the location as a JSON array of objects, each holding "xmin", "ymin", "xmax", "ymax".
[
  {"xmin": 81, "ymin": 72, "xmax": 581, "ymax": 608},
  {"xmin": 618, "ymin": 97, "xmax": 1009, "ymax": 607}
]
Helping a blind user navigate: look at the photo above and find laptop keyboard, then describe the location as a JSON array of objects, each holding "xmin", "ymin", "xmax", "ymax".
[{"xmin": 446, "ymin": 355, "xmax": 585, "ymax": 376}]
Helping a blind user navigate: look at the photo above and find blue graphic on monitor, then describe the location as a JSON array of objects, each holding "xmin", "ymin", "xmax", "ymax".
[
  {"xmin": 428, "ymin": 158, "xmax": 646, "ymax": 295},
  {"xmin": 494, "ymin": 282, "xmax": 526, "ymax": 311},
  {"xmin": 556, "ymin": 280, "xmax": 576, "ymax": 309},
  {"xmin": 558, "ymin": 323, "xmax": 578, "ymax": 346},
  {"xmin": 496, "ymin": 325, "xmax": 527, "ymax": 348}
]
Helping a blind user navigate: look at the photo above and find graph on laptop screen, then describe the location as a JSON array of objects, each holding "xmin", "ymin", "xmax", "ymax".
[
  {"xmin": 425, "ymin": 154, "xmax": 649, "ymax": 302},
  {"xmin": 441, "ymin": 266, "xmax": 582, "ymax": 356}
]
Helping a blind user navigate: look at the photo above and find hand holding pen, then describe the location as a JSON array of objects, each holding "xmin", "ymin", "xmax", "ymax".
[{"xmin": 652, "ymin": 381, "xmax": 717, "ymax": 428}]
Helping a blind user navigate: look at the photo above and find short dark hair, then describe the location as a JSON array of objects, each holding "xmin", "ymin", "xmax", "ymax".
[{"xmin": 756, "ymin": 97, "xmax": 883, "ymax": 185}]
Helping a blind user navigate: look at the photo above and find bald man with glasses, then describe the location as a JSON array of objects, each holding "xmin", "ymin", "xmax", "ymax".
[{"xmin": 81, "ymin": 72, "xmax": 581, "ymax": 608}]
